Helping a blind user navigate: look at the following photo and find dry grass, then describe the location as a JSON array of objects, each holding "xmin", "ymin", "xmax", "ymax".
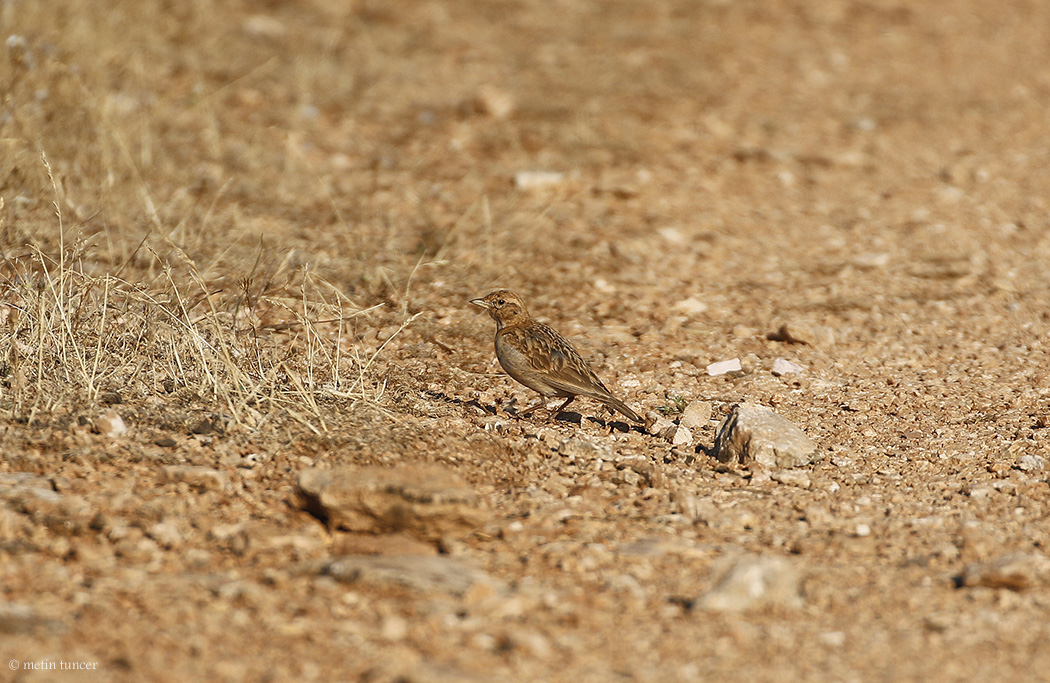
[
  {"xmin": 0, "ymin": 5, "xmax": 439, "ymax": 432},
  {"xmin": 0, "ymin": 188, "xmax": 399, "ymax": 433}
]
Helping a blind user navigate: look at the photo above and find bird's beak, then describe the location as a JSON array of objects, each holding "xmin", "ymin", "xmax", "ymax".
[{"xmin": 469, "ymin": 297, "xmax": 489, "ymax": 309}]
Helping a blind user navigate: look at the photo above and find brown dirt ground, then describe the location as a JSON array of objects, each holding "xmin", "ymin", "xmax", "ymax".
[{"xmin": 3, "ymin": 0, "xmax": 1050, "ymax": 680}]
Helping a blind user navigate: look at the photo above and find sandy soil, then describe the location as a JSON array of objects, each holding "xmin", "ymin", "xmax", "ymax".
[{"xmin": 3, "ymin": 0, "xmax": 1050, "ymax": 680}]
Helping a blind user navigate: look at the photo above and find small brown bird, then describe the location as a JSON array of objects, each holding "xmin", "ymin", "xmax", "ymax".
[{"xmin": 470, "ymin": 289, "xmax": 643, "ymax": 424}]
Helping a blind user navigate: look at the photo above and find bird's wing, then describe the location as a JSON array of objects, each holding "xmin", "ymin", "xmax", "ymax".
[{"xmin": 514, "ymin": 324, "xmax": 614, "ymax": 398}]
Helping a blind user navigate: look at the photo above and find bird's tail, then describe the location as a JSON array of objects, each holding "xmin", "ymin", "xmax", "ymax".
[{"xmin": 603, "ymin": 396, "xmax": 644, "ymax": 424}]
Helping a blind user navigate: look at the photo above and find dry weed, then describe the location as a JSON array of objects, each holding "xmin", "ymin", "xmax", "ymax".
[{"xmin": 0, "ymin": 163, "xmax": 400, "ymax": 431}]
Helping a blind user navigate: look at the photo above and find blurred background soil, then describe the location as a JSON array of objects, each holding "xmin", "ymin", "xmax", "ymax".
[{"xmin": 2, "ymin": 1, "xmax": 1050, "ymax": 680}]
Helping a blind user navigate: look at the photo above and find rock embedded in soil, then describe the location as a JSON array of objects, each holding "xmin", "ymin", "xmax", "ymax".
[
  {"xmin": 646, "ymin": 411, "xmax": 674, "ymax": 438},
  {"xmin": 558, "ymin": 436, "xmax": 614, "ymax": 462},
  {"xmin": 158, "ymin": 465, "xmax": 228, "ymax": 493},
  {"xmin": 696, "ymin": 554, "xmax": 803, "ymax": 612},
  {"xmin": 713, "ymin": 403, "xmax": 820, "ymax": 468},
  {"xmin": 1017, "ymin": 454, "xmax": 1046, "ymax": 472},
  {"xmin": 1002, "ymin": 438, "xmax": 1048, "ymax": 472},
  {"xmin": 323, "ymin": 554, "xmax": 501, "ymax": 597},
  {"xmin": 770, "ymin": 469, "xmax": 812, "ymax": 489},
  {"xmin": 1, "ymin": 473, "xmax": 62, "ymax": 505},
  {"xmin": 672, "ymin": 297, "xmax": 707, "ymax": 316},
  {"xmin": 0, "ymin": 601, "xmax": 48, "ymax": 634},
  {"xmin": 92, "ymin": 409, "xmax": 128, "ymax": 437},
  {"xmin": 678, "ymin": 401, "xmax": 712, "ymax": 430},
  {"xmin": 646, "ymin": 412, "xmax": 693, "ymax": 446},
  {"xmin": 772, "ymin": 322, "xmax": 835, "ymax": 348},
  {"xmin": 297, "ymin": 464, "xmax": 489, "ymax": 541},
  {"xmin": 1, "ymin": 474, "xmax": 95, "ymax": 536},
  {"xmin": 147, "ymin": 519, "xmax": 184, "ymax": 549},
  {"xmin": 959, "ymin": 552, "xmax": 1050, "ymax": 591}
]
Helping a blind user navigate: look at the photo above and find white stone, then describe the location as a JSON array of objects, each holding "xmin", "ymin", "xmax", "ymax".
[
  {"xmin": 697, "ymin": 554, "xmax": 803, "ymax": 612},
  {"xmin": 672, "ymin": 297, "xmax": 707, "ymax": 316},
  {"xmin": 1018, "ymin": 454, "xmax": 1046, "ymax": 472},
  {"xmin": 514, "ymin": 171, "xmax": 565, "ymax": 190},
  {"xmin": 713, "ymin": 403, "xmax": 820, "ymax": 468},
  {"xmin": 772, "ymin": 358, "xmax": 805, "ymax": 376},
  {"xmin": 706, "ymin": 358, "xmax": 742, "ymax": 376},
  {"xmin": 92, "ymin": 409, "xmax": 128, "ymax": 438},
  {"xmin": 671, "ymin": 425, "xmax": 692, "ymax": 447}
]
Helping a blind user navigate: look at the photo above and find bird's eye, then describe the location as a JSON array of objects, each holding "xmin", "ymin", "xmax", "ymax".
[{"xmin": 496, "ymin": 299, "xmax": 505, "ymax": 306}]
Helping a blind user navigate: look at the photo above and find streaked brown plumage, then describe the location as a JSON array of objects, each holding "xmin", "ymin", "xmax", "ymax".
[{"xmin": 470, "ymin": 289, "xmax": 643, "ymax": 424}]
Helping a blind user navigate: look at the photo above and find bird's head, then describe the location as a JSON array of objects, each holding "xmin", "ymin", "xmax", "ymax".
[{"xmin": 470, "ymin": 289, "xmax": 530, "ymax": 329}]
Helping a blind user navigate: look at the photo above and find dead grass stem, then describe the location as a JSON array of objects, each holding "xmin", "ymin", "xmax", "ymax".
[{"xmin": 0, "ymin": 158, "xmax": 403, "ymax": 429}]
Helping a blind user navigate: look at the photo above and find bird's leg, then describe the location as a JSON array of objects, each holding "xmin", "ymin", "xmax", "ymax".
[
  {"xmin": 518, "ymin": 397, "xmax": 552, "ymax": 417},
  {"xmin": 551, "ymin": 396, "xmax": 575, "ymax": 420}
]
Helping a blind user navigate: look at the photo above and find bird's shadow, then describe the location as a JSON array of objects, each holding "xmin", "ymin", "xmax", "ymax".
[
  {"xmin": 542, "ymin": 409, "xmax": 638, "ymax": 433},
  {"xmin": 423, "ymin": 389, "xmax": 498, "ymax": 416},
  {"xmin": 553, "ymin": 411, "xmax": 583, "ymax": 426},
  {"xmin": 425, "ymin": 390, "xmax": 639, "ymax": 432}
]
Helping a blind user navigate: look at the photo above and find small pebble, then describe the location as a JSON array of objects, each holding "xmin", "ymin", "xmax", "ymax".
[
  {"xmin": 672, "ymin": 297, "xmax": 707, "ymax": 316},
  {"xmin": 514, "ymin": 171, "xmax": 565, "ymax": 190},
  {"xmin": 646, "ymin": 411, "xmax": 675, "ymax": 437},
  {"xmin": 707, "ymin": 358, "xmax": 742, "ymax": 376},
  {"xmin": 772, "ymin": 358, "xmax": 805, "ymax": 376},
  {"xmin": 472, "ymin": 85, "xmax": 515, "ymax": 118},
  {"xmin": 679, "ymin": 402, "xmax": 712, "ymax": 430},
  {"xmin": 770, "ymin": 469, "xmax": 812, "ymax": 488},
  {"xmin": 158, "ymin": 466, "xmax": 227, "ymax": 492},
  {"xmin": 671, "ymin": 424, "xmax": 692, "ymax": 447},
  {"xmin": 773, "ymin": 322, "xmax": 835, "ymax": 347},
  {"xmin": 92, "ymin": 410, "xmax": 127, "ymax": 438}
]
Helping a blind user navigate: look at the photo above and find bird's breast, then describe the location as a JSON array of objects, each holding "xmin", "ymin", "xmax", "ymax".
[{"xmin": 494, "ymin": 332, "xmax": 557, "ymax": 396}]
